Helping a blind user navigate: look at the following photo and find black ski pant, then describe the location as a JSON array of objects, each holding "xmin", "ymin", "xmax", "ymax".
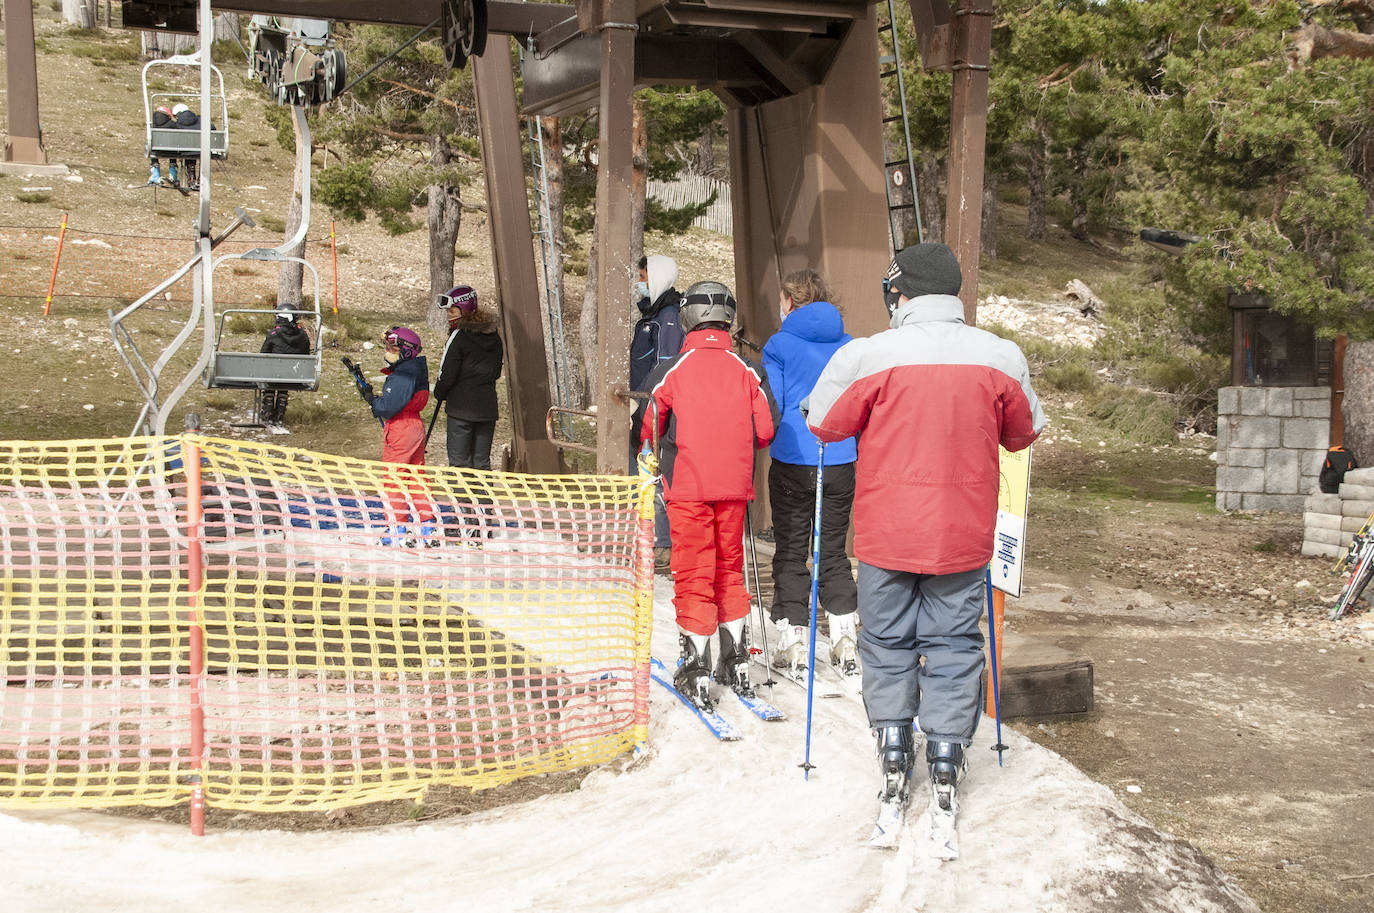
[
  {"xmin": 767, "ymin": 458, "xmax": 857, "ymax": 627},
  {"xmin": 447, "ymin": 416, "xmax": 496, "ymax": 470}
]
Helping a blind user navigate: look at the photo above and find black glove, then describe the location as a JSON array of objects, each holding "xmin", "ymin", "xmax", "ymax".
[{"xmin": 342, "ymin": 357, "xmax": 377, "ymax": 406}]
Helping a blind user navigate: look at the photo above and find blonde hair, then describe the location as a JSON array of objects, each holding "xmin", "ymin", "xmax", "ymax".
[{"xmin": 780, "ymin": 269, "xmax": 831, "ymax": 308}]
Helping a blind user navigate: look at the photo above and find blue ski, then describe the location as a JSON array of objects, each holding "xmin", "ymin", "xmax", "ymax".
[
  {"xmin": 733, "ymin": 690, "xmax": 785, "ymax": 721},
  {"xmin": 649, "ymin": 657, "xmax": 743, "ymax": 741}
]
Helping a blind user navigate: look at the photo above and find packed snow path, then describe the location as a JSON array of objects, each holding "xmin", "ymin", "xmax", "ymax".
[{"xmin": 2, "ymin": 578, "xmax": 1258, "ymax": 913}]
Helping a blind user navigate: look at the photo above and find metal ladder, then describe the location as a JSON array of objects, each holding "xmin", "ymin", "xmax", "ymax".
[
  {"xmin": 876, "ymin": 0, "xmax": 923, "ymax": 254},
  {"xmin": 526, "ymin": 109, "xmax": 577, "ymax": 421}
]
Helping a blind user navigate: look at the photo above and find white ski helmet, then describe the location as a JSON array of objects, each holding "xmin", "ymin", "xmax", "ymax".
[{"xmin": 679, "ymin": 281, "xmax": 736, "ymax": 333}]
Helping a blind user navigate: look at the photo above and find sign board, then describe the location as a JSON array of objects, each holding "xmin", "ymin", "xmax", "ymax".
[{"xmin": 990, "ymin": 445, "xmax": 1032, "ymax": 597}]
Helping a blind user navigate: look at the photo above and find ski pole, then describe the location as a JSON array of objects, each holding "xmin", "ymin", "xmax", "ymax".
[
  {"xmin": 985, "ymin": 567, "xmax": 1008, "ymax": 766},
  {"xmin": 423, "ymin": 397, "xmax": 445, "ymax": 450},
  {"xmin": 744, "ymin": 502, "xmax": 775, "ymax": 690},
  {"xmin": 801, "ymin": 440, "xmax": 825, "ymax": 780}
]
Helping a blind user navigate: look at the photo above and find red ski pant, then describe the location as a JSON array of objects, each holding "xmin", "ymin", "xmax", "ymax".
[
  {"xmin": 382, "ymin": 415, "xmax": 433, "ymax": 523},
  {"xmin": 666, "ymin": 499, "xmax": 751, "ymax": 636}
]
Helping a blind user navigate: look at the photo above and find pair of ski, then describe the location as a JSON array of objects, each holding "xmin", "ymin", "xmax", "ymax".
[
  {"xmin": 867, "ymin": 745, "xmax": 960, "ymax": 859},
  {"xmin": 648, "ymin": 656, "xmax": 784, "ymax": 742},
  {"xmin": 751, "ymin": 649, "xmax": 861, "ymax": 701},
  {"xmin": 870, "ymin": 785, "xmax": 960, "ymax": 858}
]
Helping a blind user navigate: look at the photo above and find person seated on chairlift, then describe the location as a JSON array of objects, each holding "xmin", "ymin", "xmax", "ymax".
[
  {"xmin": 171, "ymin": 103, "xmax": 203, "ymax": 191},
  {"xmin": 258, "ymin": 306, "xmax": 311, "ymax": 428},
  {"xmin": 147, "ymin": 105, "xmax": 174, "ymax": 186}
]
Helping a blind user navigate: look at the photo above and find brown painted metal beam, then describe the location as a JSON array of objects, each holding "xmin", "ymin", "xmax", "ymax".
[
  {"xmin": 472, "ymin": 42, "xmax": 563, "ymax": 474},
  {"xmin": 704, "ymin": 0, "xmax": 866, "ymax": 17},
  {"xmin": 944, "ymin": 0, "xmax": 992, "ymax": 324},
  {"xmin": 734, "ymin": 31, "xmax": 813, "ymax": 96},
  {"xmin": 593, "ymin": 0, "xmax": 638, "ymax": 474},
  {"xmin": 209, "ymin": 0, "xmax": 575, "ymax": 32},
  {"xmin": 3, "ymin": 0, "xmax": 48, "ymax": 165},
  {"xmin": 906, "ymin": 0, "xmax": 952, "ymax": 70},
  {"xmin": 663, "ymin": 5, "xmax": 835, "ymax": 33}
]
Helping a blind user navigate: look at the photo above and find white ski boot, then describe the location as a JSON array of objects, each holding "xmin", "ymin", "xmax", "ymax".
[
  {"xmin": 869, "ymin": 724, "xmax": 915, "ymax": 848},
  {"xmin": 827, "ymin": 611, "xmax": 860, "ymax": 676},
  {"xmin": 770, "ymin": 617, "xmax": 807, "ymax": 674},
  {"xmin": 673, "ymin": 631, "xmax": 714, "ymax": 711},
  {"xmin": 926, "ymin": 740, "xmax": 966, "ymax": 860},
  {"xmin": 716, "ymin": 618, "xmax": 754, "ymax": 698}
]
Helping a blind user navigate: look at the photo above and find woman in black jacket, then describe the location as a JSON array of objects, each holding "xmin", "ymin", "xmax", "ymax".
[{"xmin": 433, "ymin": 285, "xmax": 504, "ymax": 470}]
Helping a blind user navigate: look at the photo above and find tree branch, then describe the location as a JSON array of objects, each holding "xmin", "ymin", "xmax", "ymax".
[
  {"xmin": 1039, "ymin": 62, "xmax": 1087, "ymax": 90},
  {"xmin": 376, "ymin": 127, "xmax": 430, "ymax": 143},
  {"xmin": 375, "ymin": 77, "xmax": 474, "ymax": 113},
  {"xmin": 1289, "ymin": 22, "xmax": 1374, "ymax": 63}
]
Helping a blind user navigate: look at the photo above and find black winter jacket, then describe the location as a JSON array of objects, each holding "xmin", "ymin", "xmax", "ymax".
[
  {"xmin": 433, "ymin": 318, "xmax": 504, "ymax": 422},
  {"xmin": 261, "ymin": 322, "xmax": 311, "ymax": 355}
]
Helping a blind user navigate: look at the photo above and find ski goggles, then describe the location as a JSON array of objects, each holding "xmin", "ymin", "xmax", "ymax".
[{"xmin": 436, "ymin": 286, "xmax": 478, "ymax": 313}]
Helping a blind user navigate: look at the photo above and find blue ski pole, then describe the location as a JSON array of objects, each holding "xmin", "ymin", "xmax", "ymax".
[
  {"xmin": 985, "ymin": 567, "xmax": 1008, "ymax": 766},
  {"xmin": 801, "ymin": 440, "xmax": 826, "ymax": 780}
]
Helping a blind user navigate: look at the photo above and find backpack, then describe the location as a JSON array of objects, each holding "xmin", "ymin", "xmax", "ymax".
[{"xmin": 1319, "ymin": 445, "xmax": 1357, "ymax": 494}]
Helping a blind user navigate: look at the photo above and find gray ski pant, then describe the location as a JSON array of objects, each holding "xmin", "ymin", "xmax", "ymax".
[{"xmin": 856, "ymin": 562, "xmax": 986, "ymax": 745}]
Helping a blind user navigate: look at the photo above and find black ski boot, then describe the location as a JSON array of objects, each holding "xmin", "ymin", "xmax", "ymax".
[
  {"xmin": 876, "ymin": 725, "xmax": 915, "ymax": 806},
  {"xmin": 673, "ymin": 632, "xmax": 713, "ymax": 711},
  {"xmin": 715, "ymin": 618, "xmax": 754, "ymax": 698},
  {"xmin": 926, "ymin": 740, "xmax": 967, "ymax": 811}
]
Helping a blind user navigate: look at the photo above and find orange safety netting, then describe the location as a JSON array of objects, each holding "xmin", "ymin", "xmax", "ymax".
[{"xmin": 0, "ymin": 436, "xmax": 654, "ymax": 812}]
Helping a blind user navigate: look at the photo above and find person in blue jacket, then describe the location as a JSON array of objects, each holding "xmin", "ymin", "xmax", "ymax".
[{"xmin": 762, "ymin": 269, "xmax": 860, "ymax": 677}]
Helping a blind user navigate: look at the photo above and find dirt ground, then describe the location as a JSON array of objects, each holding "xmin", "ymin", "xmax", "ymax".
[{"xmin": 1006, "ymin": 442, "xmax": 1374, "ymax": 913}]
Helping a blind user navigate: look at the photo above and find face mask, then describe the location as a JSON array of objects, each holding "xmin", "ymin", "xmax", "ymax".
[
  {"xmin": 635, "ymin": 281, "xmax": 649, "ymax": 299},
  {"xmin": 384, "ymin": 350, "xmax": 400, "ymax": 365}
]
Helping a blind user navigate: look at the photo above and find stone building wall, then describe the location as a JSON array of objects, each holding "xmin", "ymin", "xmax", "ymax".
[
  {"xmin": 1302, "ymin": 467, "xmax": 1374, "ymax": 559},
  {"xmin": 1215, "ymin": 385, "xmax": 1330, "ymax": 512}
]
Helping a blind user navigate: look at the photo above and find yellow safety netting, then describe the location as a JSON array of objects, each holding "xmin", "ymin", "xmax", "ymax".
[{"xmin": 0, "ymin": 436, "xmax": 653, "ymax": 812}]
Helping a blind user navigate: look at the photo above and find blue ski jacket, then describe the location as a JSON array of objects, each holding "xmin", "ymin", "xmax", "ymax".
[{"xmin": 762, "ymin": 300, "xmax": 857, "ymax": 466}]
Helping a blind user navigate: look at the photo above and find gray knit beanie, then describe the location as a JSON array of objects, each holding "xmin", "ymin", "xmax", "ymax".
[{"xmin": 885, "ymin": 243, "xmax": 962, "ymax": 307}]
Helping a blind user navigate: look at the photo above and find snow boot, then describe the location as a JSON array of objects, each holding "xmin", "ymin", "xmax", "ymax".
[
  {"xmin": 828, "ymin": 610, "xmax": 859, "ymax": 676},
  {"xmin": 673, "ymin": 631, "xmax": 713, "ymax": 711},
  {"xmin": 716, "ymin": 618, "xmax": 754, "ymax": 698},
  {"xmin": 877, "ymin": 725, "xmax": 916, "ymax": 805},
  {"xmin": 148, "ymin": 165, "xmax": 162, "ymax": 185},
  {"xmin": 169, "ymin": 163, "xmax": 179, "ymax": 185},
  {"xmin": 770, "ymin": 616, "xmax": 807, "ymax": 673},
  {"xmin": 926, "ymin": 740, "xmax": 967, "ymax": 812}
]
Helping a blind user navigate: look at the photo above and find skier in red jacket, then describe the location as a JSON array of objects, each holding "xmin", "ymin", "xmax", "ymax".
[
  {"xmin": 641, "ymin": 281, "xmax": 780, "ymax": 711},
  {"xmin": 806, "ymin": 242, "xmax": 1045, "ymax": 826}
]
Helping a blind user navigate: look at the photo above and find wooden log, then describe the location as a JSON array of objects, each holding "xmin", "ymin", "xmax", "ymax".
[{"xmin": 991, "ymin": 630, "xmax": 1094, "ymax": 720}]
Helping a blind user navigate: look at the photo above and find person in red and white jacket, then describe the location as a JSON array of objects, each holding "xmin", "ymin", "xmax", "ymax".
[
  {"xmin": 805, "ymin": 243, "xmax": 1045, "ymax": 811},
  {"xmin": 641, "ymin": 281, "xmax": 779, "ymax": 711}
]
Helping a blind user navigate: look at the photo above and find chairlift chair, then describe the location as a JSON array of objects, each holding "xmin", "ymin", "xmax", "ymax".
[
  {"xmin": 142, "ymin": 56, "xmax": 229, "ymax": 165},
  {"xmin": 204, "ymin": 252, "xmax": 324, "ymax": 426}
]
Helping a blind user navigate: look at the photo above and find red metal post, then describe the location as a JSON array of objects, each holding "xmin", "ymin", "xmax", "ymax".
[
  {"xmin": 330, "ymin": 221, "xmax": 339, "ymax": 314},
  {"xmin": 185, "ymin": 435, "xmax": 207, "ymax": 836},
  {"xmin": 43, "ymin": 212, "xmax": 68, "ymax": 316}
]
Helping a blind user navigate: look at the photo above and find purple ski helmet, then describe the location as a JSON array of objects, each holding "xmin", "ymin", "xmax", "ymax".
[{"xmin": 383, "ymin": 326, "xmax": 422, "ymax": 358}]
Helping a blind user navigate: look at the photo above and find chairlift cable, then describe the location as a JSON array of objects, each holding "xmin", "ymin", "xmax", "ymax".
[{"xmin": 340, "ymin": 19, "xmax": 441, "ymax": 99}]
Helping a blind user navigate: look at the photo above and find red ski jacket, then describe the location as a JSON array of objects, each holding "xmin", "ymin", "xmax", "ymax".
[
  {"xmin": 806, "ymin": 295, "xmax": 1045, "ymax": 575},
  {"xmin": 641, "ymin": 327, "xmax": 779, "ymax": 502}
]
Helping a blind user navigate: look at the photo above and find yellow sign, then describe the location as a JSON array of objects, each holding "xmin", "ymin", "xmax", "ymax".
[{"xmin": 991, "ymin": 445, "xmax": 1032, "ymax": 597}]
